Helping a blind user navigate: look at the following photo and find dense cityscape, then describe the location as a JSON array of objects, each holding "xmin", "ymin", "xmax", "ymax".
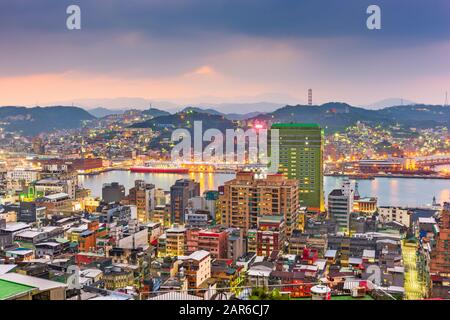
[
  {"xmin": 1, "ymin": 0, "xmax": 450, "ymax": 310},
  {"xmin": 0, "ymin": 105, "xmax": 449, "ymax": 301}
]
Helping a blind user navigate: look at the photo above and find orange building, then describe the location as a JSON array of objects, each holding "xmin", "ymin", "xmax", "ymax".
[{"xmin": 219, "ymin": 172, "xmax": 299, "ymax": 236}]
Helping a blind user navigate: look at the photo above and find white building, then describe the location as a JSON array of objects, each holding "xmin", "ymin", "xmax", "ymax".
[
  {"xmin": 378, "ymin": 207, "xmax": 411, "ymax": 227},
  {"xmin": 6, "ymin": 168, "xmax": 39, "ymax": 191},
  {"xmin": 328, "ymin": 180, "xmax": 355, "ymax": 232},
  {"xmin": 178, "ymin": 250, "xmax": 211, "ymax": 289}
]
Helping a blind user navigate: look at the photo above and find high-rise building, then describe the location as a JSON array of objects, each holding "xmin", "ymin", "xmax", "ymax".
[
  {"xmin": 271, "ymin": 123, "xmax": 324, "ymax": 212},
  {"xmin": 328, "ymin": 180, "xmax": 355, "ymax": 233},
  {"xmin": 430, "ymin": 202, "xmax": 450, "ymax": 298},
  {"xmin": 219, "ymin": 172, "xmax": 299, "ymax": 236},
  {"xmin": 170, "ymin": 179, "xmax": 200, "ymax": 224},
  {"xmin": 122, "ymin": 180, "xmax": 155, "ymax": 223}
]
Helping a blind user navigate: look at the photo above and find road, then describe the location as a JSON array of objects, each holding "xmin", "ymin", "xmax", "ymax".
[{"xmin": 402, "ymin": 241, "xmax": 426, "ymax": 300}]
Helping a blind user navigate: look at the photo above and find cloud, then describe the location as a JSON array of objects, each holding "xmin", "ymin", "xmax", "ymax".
[
  {"xmin": 0, "ymin": 0, "xmax": 449, "ymax": 106},
  {"xmin": 190, "ymin": 65, "xmax": 216, "ymax": 76}
]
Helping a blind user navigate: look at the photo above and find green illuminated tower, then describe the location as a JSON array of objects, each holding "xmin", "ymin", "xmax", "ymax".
[{"xmin": 271, "ymin": 123, "xmax": 324, "ymax": 212}]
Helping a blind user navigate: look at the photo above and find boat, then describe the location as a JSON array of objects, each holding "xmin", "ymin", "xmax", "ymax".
[
  {"xmin": 129, "ymin": 161, "xmax": 189, "ymax": 174},
  {"xmin": 347, "ymin": 174, "xmax": 375, "ymax": 180}
]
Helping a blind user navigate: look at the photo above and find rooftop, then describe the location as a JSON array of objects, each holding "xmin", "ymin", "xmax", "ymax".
[
  {"xmin": 43, "ymin": 193, "xmax": 70, "ymax": 201},
  {"xmin": 2, "ymin": 222, "xmax": 29, "ymax": 232},
  {"xmin": 0, "ymin": 279, "xmax": 36, "ymax": 300},
  {"xmin": 0, "ymin": 264, "xmax": 17, "ymax": 275},
  {"xmin": 0, "ymin": 273, "xmax": 68, "ymax": 291},
  {"xmin": 418, "ymin": 217, "xmax": 436, "ymax": 224}
]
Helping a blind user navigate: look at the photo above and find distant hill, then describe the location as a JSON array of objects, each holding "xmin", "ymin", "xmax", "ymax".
[
  {"xmin": 377, "ymin": 104, "xmax": 450, "ymax": 125},
  {"xmin": 136, "ymin": 103, "xmax": 449, "ymax": 137},
  {"xmin": 142, "ymin": 108, "xmax": 171, "ymax": 118},
  {"xmin": 2, "ymin": 103, "xmax": 447, "ymax": 138},
  {"xmin": 180, "ymin": 106, "xmax": 264, "ymax": 121},
  {"xmin": 250, "ymin": 103, "xmax": 449, "ymax": 133},
  {"xmin": 87, "ymin": 107, "xmax": 126, "ymax": 118},
  {"xmin": 131, "ymin": 110, "xmax": 236, "ymax": 149},
  {"xmin": 366, "ymin": 98, "xmax": 417, "ymax": 109},
  {"xmin": 0, "ymin": 106, "xmax": 95, "ymax": 136},
  {"xmin": 197, "ymin": 102, "xmax": 284, "ymax": 114},
  {"xmin": 225, "ymin": 111, "xmax": 264, "ymax": 121},
  {"xmin": 182, "ymin": 106, "xmax": 224, "ymax": 116}
]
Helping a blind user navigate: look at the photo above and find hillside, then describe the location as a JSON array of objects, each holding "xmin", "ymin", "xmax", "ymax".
[
  {"xmin": 250, "ymin": 103, "xmax": 449, "ymax": 133},
  {"xmin": 131, "ymin": 110, "xmax": 236, "ymax": 149},
  {"xmin": 87, "ymin": 107, "xmax": 126, "ymax": 118},
  {"xmin": 0, "ymin": 106, "xmax": 96, "ymax": 136},
  {"xmin": 141, "ymin": 108, "xmax": 171, "ymax": 118}
]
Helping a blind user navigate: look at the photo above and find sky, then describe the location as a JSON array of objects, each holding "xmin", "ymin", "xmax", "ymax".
[{"xmin": 0, "ymin": 0, "xmax": 449, "ymax": 109}]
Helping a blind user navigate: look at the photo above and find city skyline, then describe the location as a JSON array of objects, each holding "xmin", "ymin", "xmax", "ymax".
[{"xmin": 1, "ymin": 0, "xmax": 450, "ymax": 304}]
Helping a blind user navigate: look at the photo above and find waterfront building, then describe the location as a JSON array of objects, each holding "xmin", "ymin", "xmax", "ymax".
[
  {"xmin": 378, "ymin": 207, "xmax": 411, "ymax": 228},
  {"xmin": 271, "ymin": 123, "xmax": 324, "ymax": 212},
  {"xmin": 170, "ymin": 179, "xmax": 200, "ymax": 224},
  {"xmin": 122, "ymin": 180, "xmax": 155, "ymax": 223},
  {"xmin": 354, "ymin": 197, "xmax": 378, "ymax": 214},
  {"xmin": 328, "ymin": 180, "xmax": 355, "ymax": 233}
]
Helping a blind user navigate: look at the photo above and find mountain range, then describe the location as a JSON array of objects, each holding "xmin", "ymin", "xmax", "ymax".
[
  {"xmin": 0, "ymin": 106, "xmax": 95, "ymax": 136},
  {"xmin": 1, "ymin": 103, "xmax": 449, "ymax": 136},
  {"xmin": 248, "ymin": 103, "xmax": 449, "ymax": 132}
]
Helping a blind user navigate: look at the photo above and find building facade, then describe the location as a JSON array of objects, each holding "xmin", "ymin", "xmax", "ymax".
[
  {"xmin": 170, "ymin": 179, "xmax": 200, "ymax": 224},
  {"xmin": 219, "ymin": 172, "xmax": 299, "ymax": 236},
  {"xmin": 271, "ymin": 123, "xmax": 324, "ymax": 212}
]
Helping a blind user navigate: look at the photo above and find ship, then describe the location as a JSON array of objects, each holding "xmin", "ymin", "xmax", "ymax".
[
  {"xmin": 129, "ymin": 161, "xmax": 189, "ymax": 174},
  {"xmin": 347, "ymin": 174, "xmax": 375, "ymax": 180}
]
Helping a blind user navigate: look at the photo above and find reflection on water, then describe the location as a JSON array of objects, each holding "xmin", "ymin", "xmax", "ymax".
[
  {"xmin": 78, "ymin": 171, "xmax": 235, "ymax": 197},
  {"xmin": 79, "ymin": 171, "xmax": 450, "ymax": 208}
]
